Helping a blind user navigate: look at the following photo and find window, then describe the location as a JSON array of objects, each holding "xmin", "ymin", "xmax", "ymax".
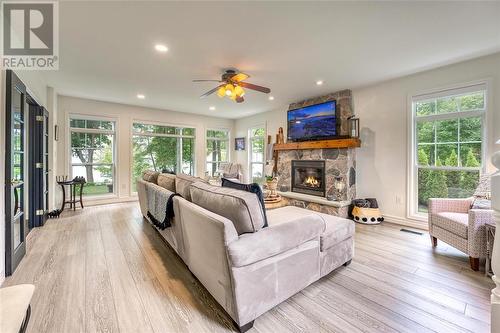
[
  {"xmin": 249, "ymin": 126, "xmax": 265, "ymax": 183},
  {"xmin": 412, "ymin": 85, "xmax": 486, "ymax": 215},
  {"xmin": 206, "ymin": 129, "xmax": 229, "ymax": 177},
  {"xmin": 131, "ymin": 123, "xmax": 195, "ymax": 191},
  {"xmin": 70, "ymin": 117, "xmax": 116, "ymax": 196}
]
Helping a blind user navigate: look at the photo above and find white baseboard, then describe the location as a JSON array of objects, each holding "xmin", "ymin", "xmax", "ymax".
[{"xmin": 383, "ymin": 214, "xmax": 428, "ymax": 231}]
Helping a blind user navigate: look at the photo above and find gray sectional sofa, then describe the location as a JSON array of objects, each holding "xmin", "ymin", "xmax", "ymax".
[{"xmin": 137, "ymin": 172, "xmax": 355, "ymax": 332}]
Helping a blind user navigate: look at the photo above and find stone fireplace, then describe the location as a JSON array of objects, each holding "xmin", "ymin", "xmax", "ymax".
[
  {"xmin": 273, "ymin": 89, "xmax": 357, "ymax": 218},
  {"xmin": 291, "ymin": 160, "xmax": 325, "ymax": 197}
]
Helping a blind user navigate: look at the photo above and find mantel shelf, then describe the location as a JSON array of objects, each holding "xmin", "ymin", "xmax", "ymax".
[{"xmin": 273, "ymin": 138, "xmax": 361, "ymax": 151}]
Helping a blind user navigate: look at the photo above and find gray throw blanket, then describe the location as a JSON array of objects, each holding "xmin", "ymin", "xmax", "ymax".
[{"xmin": 146, "ymin": 184, "xmax": 171, "ymax": 230}]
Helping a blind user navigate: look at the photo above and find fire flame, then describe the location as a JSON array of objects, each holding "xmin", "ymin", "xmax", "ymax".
[{"xmin": 304, "ymin": 176, "xmax": 320, "ymax": 188}]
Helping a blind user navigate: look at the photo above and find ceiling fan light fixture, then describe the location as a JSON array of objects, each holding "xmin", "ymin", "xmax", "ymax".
[
  {"xmin": 234, "ymin": 85, "xmax": 245, "ymax": 97},
  {"xmin": 217, "ymin": 86, "xmax": 226, "ymax": 97},
  {"xmin": 225, "ymin": 84, "xmax": 234, "ymax": 96}
]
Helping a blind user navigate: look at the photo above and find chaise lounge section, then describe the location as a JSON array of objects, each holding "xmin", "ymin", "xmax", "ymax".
[{"xmin": 137, "ymin": 172, "xmax": 354, "ymax": 332}]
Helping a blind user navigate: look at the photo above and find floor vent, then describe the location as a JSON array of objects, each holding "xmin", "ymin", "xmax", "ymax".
[{"xmin": 400, "ymin": 228, "xmax": 423, "ymax": 235}]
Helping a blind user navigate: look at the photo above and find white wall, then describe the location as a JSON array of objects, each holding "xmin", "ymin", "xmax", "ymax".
[
  {"xmin": 234, "ymin": 52, "xmax": 500, "ymax": 228},
  {"xmin": 56, "ymin": 96, "xmax": 235, "ymax": 206}
]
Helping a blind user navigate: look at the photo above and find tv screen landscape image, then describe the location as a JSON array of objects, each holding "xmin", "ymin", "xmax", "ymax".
[{"xmin": 287, "ymin": 100, "xmax": 337, "ymax": 141}]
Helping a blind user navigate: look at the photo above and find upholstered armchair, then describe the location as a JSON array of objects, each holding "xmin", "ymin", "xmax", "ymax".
[
  {"xmin": 428, "ymin": 197, "xmax": 493, "ymax": 270},
  {"xmin": 217, "ymin": 162, "xmax": 243, "ymax": 182}
]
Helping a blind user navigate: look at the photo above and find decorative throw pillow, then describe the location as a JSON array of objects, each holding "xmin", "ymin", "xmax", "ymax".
[
  {"xmin": 221, "ymin": 178, "xmax": 268, "ymax": 227},
  {"xmin": 142, "ymin": 170, "xmax": 159, "ymax": 183},
  {"xmin": 473, "ymin": 173, "xmax": 491, "ymax": 199},
  {"xmin": 471, "ymin": 198, "xmax": 492, "ymax": 210},
  {"xmin": 175, "ymin": 173, "xmax": 207, "ymax": 201},
  {"xmin": 157, "ymin": 173, "xmax": 176, "ymax": 192},
  {"xmin": 190, "ymin": 181, "xmax": 266, "ymax": 235}
]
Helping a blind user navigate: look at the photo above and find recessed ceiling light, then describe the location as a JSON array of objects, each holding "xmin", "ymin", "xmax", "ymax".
[
  {"xmin": 154, "ymin": 44, "xmax": 168, "ymax": 53},
  {"xmin": 209, "ymin": 106, "xmax": 216, "ymax": 111},
  {"xmin": 137, "ymin": 94, "xmax": 145, "ymax": 99},
  {"xmin": 268, "ymin": 96, "xmax": 275, "ymax": 101},
  {"xmin": 316, "ymin": 80, "xmax": 323, "ymax": 86}
]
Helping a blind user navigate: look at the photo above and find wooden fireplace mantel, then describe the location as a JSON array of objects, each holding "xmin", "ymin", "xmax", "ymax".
[{"xmin": 273, "ymin": 138, "xmax": 361, "ymax": 151}]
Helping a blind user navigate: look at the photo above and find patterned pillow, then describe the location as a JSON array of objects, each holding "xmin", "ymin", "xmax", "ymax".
[{"xmin": 473, "ymin": 173, "xmax": 491, "ymax": 199}]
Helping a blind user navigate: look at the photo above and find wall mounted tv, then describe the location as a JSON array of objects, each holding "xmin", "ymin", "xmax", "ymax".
[{"xmin": 287, "ymin": 100, "xmax": 338, "ymax": 142}]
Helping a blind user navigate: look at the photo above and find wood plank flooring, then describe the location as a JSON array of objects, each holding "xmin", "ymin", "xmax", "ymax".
[{"xmin": 3, "ymin": 202, "xmax": 494, "ymax": 333}]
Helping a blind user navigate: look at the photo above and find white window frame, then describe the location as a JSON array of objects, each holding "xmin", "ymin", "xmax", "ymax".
[
  {"xmin": 248, "ymin": 125, "xmax": 266, "ymax": 183},
  {"xmin": 205, "ymin": 128, "xmax": 230, "ymax": 177},
  {"xmin": 68, "ymin": 114, "xmax": 117, "ymax": 199},
  {"xmin": 130, "ymin": 120, "xmax": 196, "ymax": 193},
  {"xmin": 408, "ymin": 81, "xmax": 488, "ymax": 220}
]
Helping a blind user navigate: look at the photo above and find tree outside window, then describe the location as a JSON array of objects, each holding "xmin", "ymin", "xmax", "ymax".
[
  {"xmin": 206, "ymin": 129, "xmax": 229, "ymax": 177},
  {"xmin": 131, "ymin": 123, "xmax": 195, "ymax": 192},
  {"xmin": 249, "ymin": 127, "xmax": 265, "ymax": 184},
  {"xmin": 414, "ymin": 89, "xmax": 485, "ymax": 213},
  {"xmin": 70, "ymin": 118, "xmax": 115, "ymax": 196}
]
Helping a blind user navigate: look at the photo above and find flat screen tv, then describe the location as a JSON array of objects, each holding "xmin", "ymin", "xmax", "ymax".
[{"xmin": 287, "ymin": 100, "xmax": 337, "ymax": 142}]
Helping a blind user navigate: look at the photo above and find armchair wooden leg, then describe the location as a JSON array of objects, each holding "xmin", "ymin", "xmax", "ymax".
[
  {"xmin": 469, "ymin": 257, "xmax": 480, "ymax": 271},
  {"xmin": 430, "ymin": 236, "xmax": 437, "ymax": 247}
]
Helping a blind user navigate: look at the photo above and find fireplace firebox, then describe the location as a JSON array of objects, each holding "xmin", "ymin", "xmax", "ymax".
[{"xmin": 291, "ymin": 160, "xmax": 326, "ymax": 197}]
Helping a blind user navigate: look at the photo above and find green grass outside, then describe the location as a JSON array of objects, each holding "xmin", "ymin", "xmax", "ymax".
[{"xmin": 83, "ymin": 183, "xmax": 113, "ymax": 196}]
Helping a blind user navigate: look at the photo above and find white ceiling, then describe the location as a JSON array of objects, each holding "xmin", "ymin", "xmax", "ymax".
[{"xmin": 43, "ymin": 1, "xmax": 500, "ymax": 119}]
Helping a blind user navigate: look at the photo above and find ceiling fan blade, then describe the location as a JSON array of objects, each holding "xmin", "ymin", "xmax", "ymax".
[
  {"xmin": 193, "ymin": 79, "xmax": 223, "ymax": 82},
  {"xmin": 231, "ymin": 73, "xmax": 250, "ymax": 82},
  {"xmin": 238, "ymin": 81, "xmax": 271, "ymax": 94},
  {"xmin": 236, "ymin": 96, "xmax": 245, "ymax": 103},
  {"xmin": 200, "ymin": 85, "xmax": 223, "ymax": 98}
]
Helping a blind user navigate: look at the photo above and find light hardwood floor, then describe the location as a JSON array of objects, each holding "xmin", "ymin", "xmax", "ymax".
[{"xmin": 3, "ymin": 202, "xmax": 494, "ymax": 333}]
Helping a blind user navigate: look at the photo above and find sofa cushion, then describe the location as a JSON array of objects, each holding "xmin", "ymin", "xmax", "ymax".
[
  {"xmin": 319, "ymin": 215, "xmax": 356, "ymax": 251},
  {"xmin": 267, "ymin": 206, "xmax": 355, "ymax": 251},
  {"xmin": 190, "ymin": 182, "xmax": 266, "ymax": 235},
  {"xmin": 175, "ymin": 173, "xmax": 206, "ymax": 201},
  {"xmin": 142, "ymin": 170, "xmax": 159, "ymax": 183},
  {"xmin": 227, "ymin": 214, "xmax": 324, "ymax": 267},
  {"xmin": 221, "ymin": 178, "xmax": 268, "ymax": 228},
  {"xmin": 157, "ymin": 173, "xmax": 176, "ymax": 192},
  {"xmin": 434, "ymin": 212, "xmax": 468, "ymax": 239}
]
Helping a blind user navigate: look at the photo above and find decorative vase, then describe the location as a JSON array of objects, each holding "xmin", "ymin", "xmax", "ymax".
[{"xmin": 266, "ymin": 178, "xmax": 278, "ymax": 198}]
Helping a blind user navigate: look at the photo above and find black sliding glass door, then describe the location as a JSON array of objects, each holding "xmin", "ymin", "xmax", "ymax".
[
  {"xmin": 29, "ymin": 102, "xmax": 49, "ymax": 228},
  {"xmin": 5, "ymin": 70, "xmax": 27, "ymax": 275}
]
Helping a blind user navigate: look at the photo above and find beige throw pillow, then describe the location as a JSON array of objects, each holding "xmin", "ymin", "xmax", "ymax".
[
  {"xmin": 157, "ymin": 173, "xmax": 176, "ymax": 192},
  {"xmin": 175, "ymin": 173, "xmax": 206, "ymax": 201},
  {"xmin": 189, "ymin": 181, "xmax": 266, "ymax": 235}
]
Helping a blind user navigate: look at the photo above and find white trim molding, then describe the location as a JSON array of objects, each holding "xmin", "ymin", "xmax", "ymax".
[
  {"xmin": 383, "ymin": 214, "xmax": 429, "ymax": 231},
  {"xmin": 407, "ymin": 80, "xmax": 489, "ymax": 221}
]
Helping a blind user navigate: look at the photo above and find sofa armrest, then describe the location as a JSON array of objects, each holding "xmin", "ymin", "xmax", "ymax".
[
  {"xmin": 428, "ymin": 198, "xmax": 472, "ymax": 215},
  {"xmin": 468, "ymin": 209, "xmax": 493, "ymax": 258},
  {"xmin": 227, "ymin": 214, "xmax": 324, "ymax": 267}
]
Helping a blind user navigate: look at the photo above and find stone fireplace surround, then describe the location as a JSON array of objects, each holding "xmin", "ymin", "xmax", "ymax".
[{"xmin": 275, "ymin": 89, "xmax": 356, "ymax": 218}]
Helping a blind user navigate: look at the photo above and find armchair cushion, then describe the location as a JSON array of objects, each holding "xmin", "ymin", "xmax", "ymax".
[
  {"xmin": 227, "ymin": 214, "xmax": 324, "ymax": 267},
  {"xmin": 433, "ymin": 212, "xmax": 468, "ymax": 239}
]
